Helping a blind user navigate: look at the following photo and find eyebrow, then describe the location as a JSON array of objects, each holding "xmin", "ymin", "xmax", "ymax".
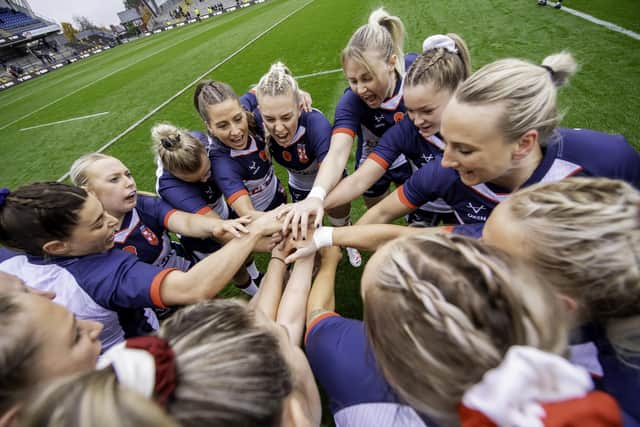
[{"xmin": 68, "ymin": 315, "xmax": 77, "ymax": 346}]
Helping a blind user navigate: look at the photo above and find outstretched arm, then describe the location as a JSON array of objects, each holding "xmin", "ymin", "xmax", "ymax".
[
  {"xmin": 166, "ymin": 210, "xmax": 251, "ymax": 241},
  {"xmin": 306, "ymin": 246, "xmax": 342, "ymax": 327},
  {"xmin": 356, "ymin": 188, "xmax": 414, "ymax": 225},
  {"xmin": 324, "ymin": 159, "xmax": 386, "ymax": 210},
  {"xmin": 276, "ymin": 254, "xmax": 315, "ymax": 346}
]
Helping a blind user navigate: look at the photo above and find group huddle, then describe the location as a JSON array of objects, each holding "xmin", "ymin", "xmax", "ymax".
[{"xmin": 0, "ymin": 6, "xmax": 639, "ymax": 427}]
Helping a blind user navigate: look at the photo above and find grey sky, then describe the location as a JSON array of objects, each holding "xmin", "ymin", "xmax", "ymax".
[{"xmin": 27, "ymin": 0, "xmax": 126, "ymax": 28}]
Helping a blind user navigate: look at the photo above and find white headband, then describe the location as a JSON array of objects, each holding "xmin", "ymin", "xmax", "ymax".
[{"xmin": 422, "ymin": 34, "xmax": 458, "ymax": 54}]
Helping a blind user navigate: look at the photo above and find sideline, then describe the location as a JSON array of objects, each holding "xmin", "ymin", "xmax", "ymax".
[{"xmin": 550, "ymin": 2, "xmax": 640, "ymax": 40}]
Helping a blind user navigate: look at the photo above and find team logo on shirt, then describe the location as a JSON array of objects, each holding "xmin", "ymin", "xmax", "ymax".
[
  {"xmin": 249, "ymin": 161, "xmax": 261, "ymax": 175},
  {"xmin": 394, "ymin": 112, "xmax": 404, "ymax": 123},
  {"xmin": 259, "ymin": 150, "xmax": 267, "ymax": 161},
  {"xmin": 297, "ymin": 144, "xmax": 309, "ymax": 164},
  {"xmin": 420, "ymin": 153, "xmax": 435, "ymax": 164},
  {"xmin": 466, "ymin": 203, "xmax": 488, "ymax": 221},
  {"xmin": 374, "ymin": 113, "xmax": 386, "ymax": 128},
  {"xmin": 122, "ymin": 245, "xmax": 138, "ymax": 255},
  {"xmin": 282, "ymin": 151, "xmax": 293, "ymax": 162},
  {"xmin": 140, "ymin": 225, "xmax": 160, "ymax": 246}
]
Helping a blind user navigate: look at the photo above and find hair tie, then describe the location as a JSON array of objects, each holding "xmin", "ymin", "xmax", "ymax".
[
  {"xmin": 97, "ymin": 336, "xmax": 177, "ymax": 407},
  {"xmin": 0, "ymin": 188, "xmax": 9, "ymax": 208},
  {"xmin": 422, "ymin": 34, "xmax": 458, "ymax": 54},
  {"xmin": 541, "ymin": 64, "xmax": 555, "ymax": 78},
  {"xmin": 161, "ymin": 134, "xmax": 180, "ymax": 150}
]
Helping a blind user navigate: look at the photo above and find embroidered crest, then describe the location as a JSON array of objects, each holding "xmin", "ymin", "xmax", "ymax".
[
  {"xmin": 297, "ymin": 144, "xmax": 309, "ymax": 163},
  {"xmin": 282, "ymin": 151, "xmax": 293, "ymax": 162},
  {"xmin": 122, "ymin": 245, "xmax": 138, "ymax": 255},
  {"xmin": 259, "ymin": 150, "xmax": 267, "ymax": 161},
  {"xmin": 140, "ymin": 225, "xmax": 159, "ymax": 246},
  {"xmin": 394, "ymin": 112, "xmax": 404, "ymax": 123}
]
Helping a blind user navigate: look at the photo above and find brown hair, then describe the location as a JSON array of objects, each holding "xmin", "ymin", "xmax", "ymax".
[
  {"xmin": 193, "ymin": 80, "xmax": 258, "ymax": 135},
  {"xmin": 151, "ymin": 123, "xmax": 207, "ymax": 175},
  {"xmin": 0, "ymin": 182, "xmax": 87, "ymax": 256}
]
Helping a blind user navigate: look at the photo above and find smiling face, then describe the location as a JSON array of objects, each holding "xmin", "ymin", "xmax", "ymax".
[
  {"xmin": 84, "ymin": 157, "xmax": 137, "ymax": 218},
  {"xmin": 259, "ymin": 93, "xmax": 301, "ymax": 147},
  {"xmin": 205, "ymin": 99, "xmax": 250, "ymax": 150},
  {"xmin": 404, "ymin": 82, "xmax": 453, "ymax": 139},
  {"xmin": 440, "ymin": 98, "xmax": 516, "ymax": 187},
  {"xmin": 48, "ymin": 194, "xmax": 118, "ymax": 256},
  {"xmin": 344, "ymin": 51, "xmax": 396, "ymax": 109},
  {"xmin": 19, "ymin": 292, "xmax": 103, "ymax": 379}
]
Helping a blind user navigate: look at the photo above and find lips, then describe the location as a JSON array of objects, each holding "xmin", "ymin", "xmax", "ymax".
[{"xmin": 124, "ymin": 191, "xmax": 137, "ymax": 203}]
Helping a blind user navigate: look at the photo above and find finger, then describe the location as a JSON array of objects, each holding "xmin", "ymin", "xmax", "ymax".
[
  {"xmin": 300, "ymin": 213, "xmax": 309, "ymax": 240},
  {"xmin": 238, "ymin": 216, "xmax": 252, "ymax": 224},
  {"xmin": 313, "ymin": 207, "xmax": 324, "ymax": 229},
  {"xmin": 235, "ymin": 223, "xmax": 250, "ymax": 234},
  {"xmin": 282, "ymin": 209, "xmax": 294, "ymax": 234},
  {"xmin": 277, "ymin": 205, "xmax": 292, "ymax": 220},
  {"xmin": 291, "ymin": 212, "xmax": 301, "ymax": 240}
]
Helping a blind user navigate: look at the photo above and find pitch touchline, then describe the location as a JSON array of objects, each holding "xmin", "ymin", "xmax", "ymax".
[
  {"xmin": 19, "ymin": 112, "xmax": 110, "ymax": 131},
  {"xmin": 551, "ymin": 2, "xmax": 640, "ymax": 40},
  {"xmin": 295, "ymin": 68, "xmax": 342, "ymax": 80},
  {"xmin": 57, "ymin": 0, "xmax": 317, "ymax": 183},
  {"xmin": 0, "ymin": 12, "xmax": 247, "ymax": 132}
]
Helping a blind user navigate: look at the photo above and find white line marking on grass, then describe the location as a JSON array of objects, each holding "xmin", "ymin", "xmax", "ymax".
[
  {"xmin": 551, "ymin": 2, "xmax": 640, "ymax": 40},
  {"xmin": 295, "ymin": 68, "xmax": 342, "ymax": 80},
  {"xmin": 0, "ymin": 15, "xmax": 244, "ymax": 132},
  {"xmin": 19, "ymin": 112, "xmax": 110, "ymax": 131},
  {"xmin": 57, "ymin": 0, "xmax": 316, "ymax": 183}
]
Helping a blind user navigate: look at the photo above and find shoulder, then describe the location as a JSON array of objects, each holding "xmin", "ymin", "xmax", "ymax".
[{"xmin": 404, "ymin": 52, "xmax": 419, "ymax": 70}]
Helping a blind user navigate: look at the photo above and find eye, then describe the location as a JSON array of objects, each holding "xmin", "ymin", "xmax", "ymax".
[
  {"xmin": 233, "ymin": 115, "xmax": 243, "ymax": 123},
  {"xmin": 217, "ymin": 123, "xmax": 228, "ymax": 129},
  {"xmin": 458, "ymin": 147, "xmax": 473, "ymax": 155},
  {"xmin": 125, "ymin": 171, "xmax": 132, "ymax": 178},
  {"xmin": 264, "ymin": 117, "xmax": 275, "ymax": 123},
  {"xmin": 110, "ymin": 176, "xmax": 119, "ymax": 183},
  {"xmin": 75, "ymin": 326, "xmax": 82, "ymax": 343}
]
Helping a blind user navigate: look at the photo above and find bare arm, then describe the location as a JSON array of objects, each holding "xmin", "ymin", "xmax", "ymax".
[
  {"xmin": 276, "ymin": 255, "xmax": 315, "ymax": 346},
  {"xmin": 166, "ymin": 211, "xmax": 251, "ymax": 240},
  {"xmin": 249, "ymin": 256, "xmax": 288, "ymax": 320},
  {"xmin": 356, "ymin": 189, "xmax": 415, "ymax": 225},
  {"xmin": 324, "ymin": 159, "xmax": 386, "ymax": 210},
  {"xmin": 159, "ymin": 212, "xmax": 282, "ymax": 305},
  {"xmin": 281, "ymin": 132, "xmax": 354, "ymax": 238},
  {"xmin": 306, "ymin": 246, "xmax": 342, "ymax": 327},
  {"xmin": 230, "ymin": 194, "xmax": 261, "ymax": 218}
]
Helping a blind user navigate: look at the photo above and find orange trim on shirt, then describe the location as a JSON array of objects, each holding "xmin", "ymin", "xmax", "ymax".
[
  {"xmin": 227, "ymin": 189, "xmax": 249, "ymax": 205},
  {"xmin": 196, "ymin": 206, "xmax": 212, "ymax": 215},
  {"xmin": 368, "ymin": 153, "xmax": 390, "ymax": 170},
  {"xmin": 332, "ymin": 127, "xmax": 356, "ymax": 138},
  {"xmin": 150, "ymin": 268, "xmax": 177, "ymax": 308},
  {"xmin": 304, "ymin": 311, "xmax": 340, "ymax": 346},
  {"xmin": 397, "ymin": 185, "xmax": 418, "ymax": 209},
  {"xmin": 442, "ymin": 225, "xmax": 455, "ymax": 233},
  {"xmin": 163, "ymin": 209, "xmax": 177, "ymax": 229}
]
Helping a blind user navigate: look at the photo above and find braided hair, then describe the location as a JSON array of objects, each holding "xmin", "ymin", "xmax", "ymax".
[{"xmin": 0, "ymin": 182, "xmax": 87, "ymax": 255}]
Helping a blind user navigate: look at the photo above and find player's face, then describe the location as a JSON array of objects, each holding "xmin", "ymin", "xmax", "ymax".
[
  {"xmin": 482, "ymin": 201, "xmax": 528, "ymax": 259},
  {"xmin": 172, "ymin": 153, "xmax": 212, "ymax": 183},
  {"xmin": 440, "ymin": 99, "xmax": 517, "ymax": 187},
  {"xmin": 206, "ymin": 99, "xmax": 250, "ymax": 150},
  {"xmin": 344, "ymin": 51, "xmax": 396, "ymax": 109},
  {"xmin": 253, "ymin": 308, "xmax": 321, "ymax": 426},
  {"xmin": 404, "ymin": 82, "xmax": 452, "ymax": 139},
  {"xmin": 58, "ymin": 194, "xmax": 119, "ymax": 256},
  {"xmin": 18, "ymin": 292, "xmax": 102, "ymax": 379},
  {"xmin": 85, "ymin": 157, "xmax": 137, "ymax": 218},
  {"xmin": 259, "ymin": 93, "xmax": 301, "ymax": 147}
]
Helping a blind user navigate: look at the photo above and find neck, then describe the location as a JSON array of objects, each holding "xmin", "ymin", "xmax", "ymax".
[
  {"xmin": 385, "ymin": 72, "xmax": 398, "ymax": 100},
  {"xmin": 489, "ymin": 144, "xmax": 544, "ymax": 191}
]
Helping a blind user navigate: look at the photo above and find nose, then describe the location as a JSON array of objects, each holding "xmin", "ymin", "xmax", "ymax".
[
  {"xmin": 125, "ymin": 174, "xmax": 135, "ymax": 187},
  {"xmin": 105, "ymin": 213, "xmax": 118, "ymax": 228},
  {"xmin": 441, "ymin": 146, "xmax": 458, "ymax": 169},
  {"xmin": 412, "ymin": 112, "xmax": 424, "ymax": 127},
  {"xmin": 82, "ymin": 319, "xmax": 104, "ymax": 339},
  {"xmin": 356, "ymin": 82, "xmax": 368, "ymax": 96}
]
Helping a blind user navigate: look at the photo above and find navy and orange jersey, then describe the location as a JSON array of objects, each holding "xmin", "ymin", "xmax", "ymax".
[
  {"xmin": 0, "ymin": 247, "xmax": 171, "ymax": 350},
  {"xmin": 257, "ymin": 108, "xmax": 332, "ymax": 191},
  {"xmin": 209, "ymin": 132, "xmax": 283, "ymax": 211},
  {"xmin": 399, "ymin": 128, "xmax": 640, "ymax": 224},
  {"xmin": 369, "ymin": 115, "xmax": 444, "ymax": 171},
  {"xmin": 333, "ymin": 53, "xmax": 417, "ymax": 169},
  {"xmin": 113, "ymin": 195, "xmax": 176, "ymax": 266},
  {"xmin": 156, "ymin": 130, "xmax": 230, "ymax": 218}
]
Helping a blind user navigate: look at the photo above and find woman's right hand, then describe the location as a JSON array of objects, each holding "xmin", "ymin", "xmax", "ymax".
[{"xmin": 280, "ymin": 197, "xmax": 324, "ymax": 240}]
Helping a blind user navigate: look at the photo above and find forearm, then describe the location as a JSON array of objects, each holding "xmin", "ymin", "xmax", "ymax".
[
  {"xmin": 306, "ymin": 255, "xmax": 340, "ymax": 324},
  {"xmin": 312, "ymin": 135, "xmax": 353, "ymax": 194},
  {"xmin": 231, "ymin": 195, "xmax": 257, "ymax": 217},
  {"xmin": 249, "ymin": 257, "xmax": 287, "ymax": 320},
  {"xmin": 324, "ymin": 160, "xmax": 384, "ymax": 209},
  {"xmin": 160, "ymin": 231, "xmax": 261, "ymax": 305},
  {"xmin": 277, "ymin": 256, "xmax": 314, "ymax": 346},
  {"xmin": 167, "ymin": 211, "xmax": 219, "ymax": 239}
]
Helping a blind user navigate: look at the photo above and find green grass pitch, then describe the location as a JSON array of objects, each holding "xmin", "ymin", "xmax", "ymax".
[{"xmin": 0, "ymin": 0, "xmax": 638, "ymax": 421}]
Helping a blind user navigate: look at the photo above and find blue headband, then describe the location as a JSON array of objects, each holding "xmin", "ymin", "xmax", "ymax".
[{"xmin": 0, "ymin": 188, "xmax": 9, "ymax": 207}]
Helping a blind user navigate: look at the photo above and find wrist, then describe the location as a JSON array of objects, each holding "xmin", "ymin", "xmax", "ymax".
[
  {"xmin": 313, "ymin": 226, "xmax": 334, "ymax": 249},
  {"xmin": 308, "ymin": 186, "xmax": 326, "ymax": 201}
]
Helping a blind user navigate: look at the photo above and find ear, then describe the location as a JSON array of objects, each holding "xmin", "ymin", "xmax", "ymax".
[
  {"xmin": 388, "ymin": 53, "xmax": 398, "ymax": 71},
  {"xmin": 42, "ymin": 240, "xmax": 69, "ymax": 256},
  {"xmin": 512, "ymin": 129, "xmax": 539, "ymax": 161},
  {"xmin": 559, "ymin": 294, "xmax": 579, "ymax": 312}
]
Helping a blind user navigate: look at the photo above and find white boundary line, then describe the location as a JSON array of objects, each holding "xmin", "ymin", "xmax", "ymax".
[
  {"xmin": 295, "ymin": 68, "xmax": 342, "ymax": 80},
  {"xmin": 0, "ymin": 11, "xmax": 248, "ymax": 132},
  {"xmin": 19, "ymin": 112, "xmax": 110, "ymax": 131},
  {"xmin": 551, "ymin": 2, "xmax": 640, "ymax": 40},
  {"xmin": 57, "ymin": 0, "xmax": 316, "ymax": 183}
]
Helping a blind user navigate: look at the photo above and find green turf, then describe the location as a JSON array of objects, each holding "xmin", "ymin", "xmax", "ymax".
[{"xmin": 1, "ymin": 1, "xmax": 639, "ymax": 422}]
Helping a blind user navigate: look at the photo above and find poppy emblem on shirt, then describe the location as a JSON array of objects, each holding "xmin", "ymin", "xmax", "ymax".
[
  {"xmin": 140, "ymin": 225, "xmax": 160, "ymax": 246},
  {"xmin": 282, "ymin": 151, "xmax": 293, "ymax": 162},
  {"xmin": 297, "ymin": 144, "xmax": 309, "ymax": 163},
  {"xmin": 394, "ymin": 112, "xmax": 404, "ymax": 123},
  {"xmin": 122, "ymin": 245, "xmax": 138, "ymax": 256},
  {"xmin": 259, "ymin": 150, "xmax": 267, "ymax": 161}
]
